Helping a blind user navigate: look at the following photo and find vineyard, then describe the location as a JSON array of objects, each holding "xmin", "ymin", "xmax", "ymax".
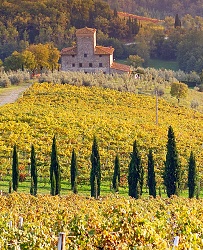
[
  {"xmin": 0, "ymin": 82, "xmax": 203, "ymax": 191},
  {"xmin": 1, "ymin": 193, "xmax": 203, "ymax": 249}
]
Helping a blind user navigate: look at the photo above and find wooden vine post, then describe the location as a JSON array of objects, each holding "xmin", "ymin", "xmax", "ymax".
[{"xmin": 58, "ymin": 232, "xmax": 66, "ymax": 250}]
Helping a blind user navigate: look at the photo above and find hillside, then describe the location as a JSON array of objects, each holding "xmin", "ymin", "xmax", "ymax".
[
  {"xmin": 106, "ymin": 0, "xmax": 203, "ymax": 18},
  {"xmin": 0, "ymin": 83, "xmax": 203, "ymax": 187},
  {"xmin": 118, "ymin": 12, "xmax": 163, "ymax": 24}
]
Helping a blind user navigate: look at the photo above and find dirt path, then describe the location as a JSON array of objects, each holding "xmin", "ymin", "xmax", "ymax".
[{"xmin": 0, "ymin": 83, "xmax": 31, "ymax": 107}]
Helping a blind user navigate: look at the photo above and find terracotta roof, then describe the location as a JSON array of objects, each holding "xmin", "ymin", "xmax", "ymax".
[
  {"xmin": 111, "ymin": 62, "xmax": 131, "ymax": 72},
  {"xmin": 61, "ymin": 47, "xmax": 77, "ymax": 55},
  {"xmin": 76, "ymin": 27, "xmax": 96, "ymax": 35},
  {"xmin": 95, "ymin": 46, "xmax": 114, "ymax": 55}
]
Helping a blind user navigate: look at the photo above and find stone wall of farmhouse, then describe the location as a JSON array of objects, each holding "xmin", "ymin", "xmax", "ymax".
[
  {"xmin": 62, "ymin": 53, "xmax": 112, "ymax": 74},
  {"xmin": 62, "ymin": 53, "xmax": 110, "ymax": 74},
  {"xmin": 110, "ymin": 68, "xmax": 127, "ymax": 74}
]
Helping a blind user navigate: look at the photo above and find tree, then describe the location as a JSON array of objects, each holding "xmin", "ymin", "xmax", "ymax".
[
  {"xmin": 70, "ymin": 149, "xmax": 78, "ymax": 193},
  {"xmin": 27, "ymin": 43, "xmax": 50, "ymax": 72},
  {"xmin": 3, "ymin": 51, "xmax": 23, "ymax": 71},
  {"xmin": 90, "ymin": 136, "xmax": 101, "ymax": 198},
  {"xmin": 12, "ymin": 144, "xmax": 19, "ymax": 192},
  {"xmin": 112, "ymin": 154, "xmax": 120, "ymax": 191},
  {"xmin": 177, "ymin": 31, "xmax": 203, "ymax": 73},
  {"xmin": 109, "ymin": 17, "xmax": 129, "ymax": 40},
  {"xmin": 163, "ymin": 126, "xmax": 181, "ymax": 197},
  {"xmin": 135, "ymin": 36, "xmax": 150, "ymax": 66},
  {"xmin": 113, "ymin": 8, "xmax": 118, "ymax": 18},
  {"xmin": 26, "ymin": 43, "xmax": 60, "ymax": 72},
  {"xmin": 147, "ymin": 149, "xmax": 156, "ymax": 198},
  {"xmin": 50, "ymin": 135, "xmax": 61, "ymax": 195},
  {"xmin": 128, "ymin": 140, "xmax": 143, "ymax": 199},
  {"xmin": 188, "ymin": 151, "xmax": 197, "ymax": 198},
  {"xmin": 30, "ymin": 144, "xmax": 37, "ymax": 195},
  {"xmin": 21, "ymin": 50, "xmax": 36, "ymax": 71},
  {"xmin": 174, "ymin": 14, "xmax": 181, "ymax": 28},
  {"xmin": 127, "ymin": 55, "xmax": 144, "ymax": 68},
  {"xmin": 170, "ymin": 82, "xmax": 188, "ymax": 103},
  {"xmin": 47, "ymin": 43, "xmax": 60, "ymax": 72}
]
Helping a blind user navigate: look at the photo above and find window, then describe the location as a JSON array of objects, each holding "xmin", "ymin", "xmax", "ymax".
[
  {"xmin": 72, "ymin": 55, "xmax": 75, "ymax": 58},
  {"xmin": 89, "ymin": 63, "xmax": 92, "ymax": 67},
  {"xmin": 79, "ymin": 63, "xmax": 82, "ymax": 67},
  {"xmin": 84, "ymin": 53, "xmax": 87, "ymax": 57},
  {"xmin": 72, "ymin": 63, "xmax": 75, "ymax": 67},
  {"xmin": 99, "ymin": 55, "xmax": 102, "ymax": 57},
  {"xmin": 99, "ymin": 63, "xmax": 103, "ymax": 67}
]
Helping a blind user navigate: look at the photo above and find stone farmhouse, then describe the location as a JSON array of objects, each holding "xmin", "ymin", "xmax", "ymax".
[{"xmin": 61, "ymin": 27, "xmax": 131, "ymax": 74}]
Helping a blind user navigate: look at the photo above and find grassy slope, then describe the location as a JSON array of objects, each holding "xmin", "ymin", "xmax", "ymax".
[
  {"xmin": 0, "ymin": 83, "xmax": 203, "ymax": 194},
  {"xmin": 148, "ymin": 59, "xmax": 179, "ymax": 71}
]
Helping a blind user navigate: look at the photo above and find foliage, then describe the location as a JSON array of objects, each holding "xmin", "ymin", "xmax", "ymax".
[
  {"xmin": 0, "ymin": 71, "xmax": 30, "ymax": 87},
  {"xmin": 147, "ymin": 149, "xmax": 156, "ymax": 198},
  {"xmin": 188, "ymin": 151, "xmax": 197, "ymax": 198},
  {"xmin": 0, "ymin": 0, "xmax": 142, "ymax": 62},
  {"xmin": 4, "ymin": 44, "xmax": 60, "ymax": 72},
  {"xmin": 106, "ymin": 0, "xmax": 203, "ymax": 18},
  {"xmin": 3, "ymin": 51, "xmax": 23, "ymax": 71},
  {"xmin": 27, "ymin": 43, "xmax": 60, "ymax": 72},
  {"xmin": 177, "ymin": 31, "xmax": 203, "ymax": 73},
  {"xmin": 170, "ymin": 81, "xmax": 188, "ymax": 103},
  {"xmin": 0, "ymin": 73, "xmax": 11, "ymax": 87},
  {"xmin": 2, "ymin": 193, "xmax": 203, "ymax": 248},
  {"xmin": 164, "ymin": 126, "xmax": 181, "ymax": 197},
  {"xmin": 90, "ymin": 136, "xmax": 101, "ymax": 198},
  {"xmin": 127, "ymin": 55, "xmax": 144, "ymax": 68},
  {"xmin": 50, "ymin": 135, "xmax": 61, "ymax": 196},
  {"xmin": 12, "ymin": 144, "xmax": 19, "ymax": 192}
]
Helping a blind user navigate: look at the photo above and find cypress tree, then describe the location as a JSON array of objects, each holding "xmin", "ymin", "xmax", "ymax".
[
  {"xmin": 163, "ymin": 126, "xmax": 181, "ymax": 197},
  {"xmin": 50, "ymin": 135, "xmax": 61, "ymax": 195},
  {"xmin": 188, "ymin": 151, "xmax": 197, "ymax": 198},
  {"xmin": 113, "ymin": 8, "xmax": 118, "ymax": 18},
  {"xmin": 70, "ymin": 149, "xmax": 78, "ymax": 193},
  {"xmin": 174, "ymin": 14, "xmax": 181, "ymax": 28},
  {"xmin": 30, "ymin": 177, "xmax": 34, "ymax": 196},
  {"xmin": 51, "ymin": 173, "xmax": 56, "ymax": 196},
  {"xmin": 112, "ymin": 154, "xmax": 120, "ymax": 191},
  {"xmin": 140, "ymin": 163, "xmax": 144, "ymax": 195},
  {"xmin": 9, "ymin": 180, "xmax": 12, "ymax": 193},
  {"xmin": 30, "ymin": 144, "xmax": 37, "ymax": 195},
  {"xmin": 12, "ymin": 144, "xmax": 19, "ymax": 192},
  {"xmin": 90, "ymin": 136, "xmax": 101, "ymax": 198},
  {"xmin": 128, "ymin": 140, "xmax": 142, "ymax": 199},
  {"xmin": 147, "ymin": 149, "xmax": 156, "ymax": 198}
]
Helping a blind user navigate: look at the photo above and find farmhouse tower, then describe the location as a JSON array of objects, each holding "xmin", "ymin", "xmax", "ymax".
[{"xmin": 76, "ymin": 27, "xmax": 96, "ymax": 56}]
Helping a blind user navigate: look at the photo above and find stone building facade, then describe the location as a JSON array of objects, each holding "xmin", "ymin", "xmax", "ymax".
[{"xmin": 61, "ymin": 27, "xmax": 130, "ymax": 74}]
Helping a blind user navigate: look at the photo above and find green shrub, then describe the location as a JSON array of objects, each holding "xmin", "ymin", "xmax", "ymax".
[{"xmin": 0, "ymin": 74, "xmax": 11, "ymax": 87}]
